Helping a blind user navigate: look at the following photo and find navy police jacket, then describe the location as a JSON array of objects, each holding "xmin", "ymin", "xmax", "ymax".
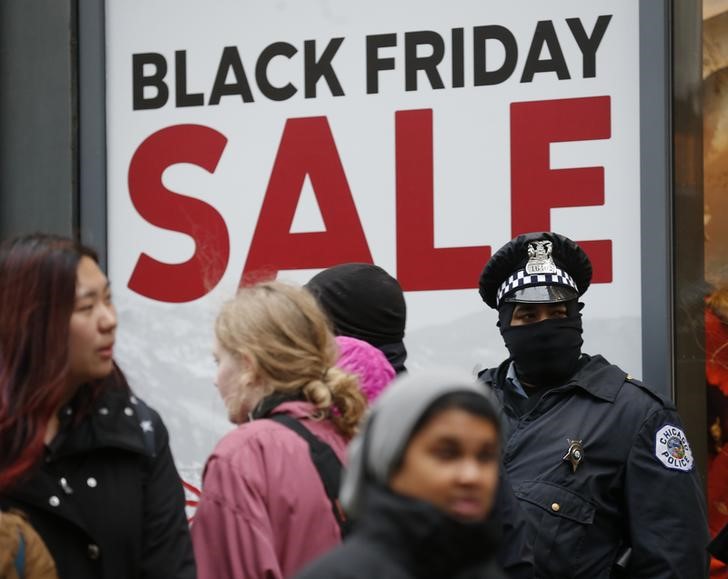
[{"xmin": 479, "ymin": 354, "xmax": 709, "ymax": 579}]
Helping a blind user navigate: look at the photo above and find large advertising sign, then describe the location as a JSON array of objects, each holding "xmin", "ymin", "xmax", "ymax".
[{"xmin": 105, "ymin": 1, "xmax": 641, "ymax": 487}]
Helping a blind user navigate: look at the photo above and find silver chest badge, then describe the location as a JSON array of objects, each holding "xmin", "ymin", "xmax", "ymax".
[
  {"xmin": 525, "ymin": 240, "xmax": 558, "ymax": 275},
  {"xmin": 562, "ymin": 439, "xmax": 584, "ymax": 473}
]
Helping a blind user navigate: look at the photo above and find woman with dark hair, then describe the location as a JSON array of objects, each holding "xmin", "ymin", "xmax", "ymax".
[
  {"xmin": 295, "ymin": 370, "xmax": 508, "ymax": 579},
  {"xmin": 0, "ymin": 234, "xmax": 195, "ymax": 579}
]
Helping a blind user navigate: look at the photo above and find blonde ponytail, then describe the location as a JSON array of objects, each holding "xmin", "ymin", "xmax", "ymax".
[
  {"xmin": 216, "ymin": 281, "xmax": 366, "ymax": 436},
  {"xmin": 302, "ymin": 367, "xmax": 366, "ymax": 439}
]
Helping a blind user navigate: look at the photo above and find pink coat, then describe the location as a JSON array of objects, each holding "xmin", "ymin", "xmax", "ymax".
[{"xmin": 191, "ymin": 401, "xmax": 348, "ymax": 579}]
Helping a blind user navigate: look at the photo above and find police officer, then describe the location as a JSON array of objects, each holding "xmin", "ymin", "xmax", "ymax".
[{"xmin": 478, "ymin": 231, "xmax": 708, "ymax": 578}]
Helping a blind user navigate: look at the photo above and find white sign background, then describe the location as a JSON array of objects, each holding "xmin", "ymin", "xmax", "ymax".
[{"xmin": 106, "ymin": 1, "xmax": 641, "ymax": 481}]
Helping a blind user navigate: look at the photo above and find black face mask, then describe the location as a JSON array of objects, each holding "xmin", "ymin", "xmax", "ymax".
[{"xmin": 500, "ymin": 316, "xmax": 583, "ymax": 388}]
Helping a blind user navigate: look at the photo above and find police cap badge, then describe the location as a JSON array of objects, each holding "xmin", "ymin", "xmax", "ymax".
[{"xmin": 478, "ymin": 232, "xmax": 592, "ymax": 309}]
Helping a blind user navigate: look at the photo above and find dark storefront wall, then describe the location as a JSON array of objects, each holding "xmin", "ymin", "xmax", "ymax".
[{"xmin": 0, "ymin": 0, "xmax": 77, "ymax": 237}]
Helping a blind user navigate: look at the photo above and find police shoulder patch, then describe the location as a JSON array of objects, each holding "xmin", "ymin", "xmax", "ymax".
[{"xmin": 654, "ymin": 424, "xmax": 694, "ymax": 471}]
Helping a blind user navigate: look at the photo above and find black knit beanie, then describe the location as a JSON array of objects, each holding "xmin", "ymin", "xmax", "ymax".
[{"xmin": 305, "ymin": 263, "xmax": 406, "ymax": 348}]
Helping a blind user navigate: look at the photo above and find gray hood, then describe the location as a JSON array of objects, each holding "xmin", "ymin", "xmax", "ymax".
[{"xmin": 340, "ymin": 369, "xmax": 500, "ymax": 518}]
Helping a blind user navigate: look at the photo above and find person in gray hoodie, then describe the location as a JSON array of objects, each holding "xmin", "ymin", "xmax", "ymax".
[{"xmin": 296, "ymin": 370, "xmax": 510, "ymax": 579}]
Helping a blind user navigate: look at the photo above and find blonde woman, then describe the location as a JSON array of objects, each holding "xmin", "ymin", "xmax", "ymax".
[{"xmin": 191, "ymin": 281, "xmax": 367, "ymax": 579}]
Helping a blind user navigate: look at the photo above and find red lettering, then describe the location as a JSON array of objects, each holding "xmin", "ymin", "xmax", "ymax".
[
  {"xmin": 127, "ymin": 124, "xmax": 229, "ymax": 302},
  {"xmin": 510, "ymin": 96, "xmax": 612, "ymax": 283},
  {"xmin": 395, "ymin": 109, "xmax": 491, "ymax": 291},
  {"xmin": 241, "ymin": 117, "xmax": 372, "ymax": 285}
]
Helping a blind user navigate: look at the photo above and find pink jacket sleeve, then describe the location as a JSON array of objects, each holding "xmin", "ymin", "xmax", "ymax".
[{"xmin": 191, "ymin": 451, "xmax": 281, "ymax": 579}]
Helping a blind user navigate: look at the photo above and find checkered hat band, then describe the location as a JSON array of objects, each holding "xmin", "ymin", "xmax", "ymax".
[{"xmin": 496, "ymin": 267, "xmax": 578, "ymax": 306}]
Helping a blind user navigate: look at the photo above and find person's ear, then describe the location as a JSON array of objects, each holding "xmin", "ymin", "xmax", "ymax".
[{"xmin": 236, "ymin": 351, "xmax": 261, "ymax": 388}]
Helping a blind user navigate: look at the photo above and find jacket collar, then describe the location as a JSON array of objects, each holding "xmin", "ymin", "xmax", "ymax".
[
  {"xmin": 49, "ymin": 384, "xmax": 147, "ymax": 461},
  {"xmin": 563, "ymin": 354, "xmax": 627, "ymax": 402},
  {"xmin": 489, "ymin": 354, "xmax": 627, "ymax": 404},
  {"xmin": 250, "ymin": 391, "xmax": 306, "ymax": 420}
]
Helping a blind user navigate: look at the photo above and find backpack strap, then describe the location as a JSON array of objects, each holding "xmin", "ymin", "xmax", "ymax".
[
  {"xmin": 268, "ymin": 414, "xmax": 351, "ymax": 537},
  {"xmin": 15, "ymin": 528, "xmax": 26, "ymax": 578}
]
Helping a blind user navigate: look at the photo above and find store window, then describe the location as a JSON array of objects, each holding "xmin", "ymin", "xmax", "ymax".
[{"xmin": 704, "ymin": 1, "xmax": 728, "ymax": 575}]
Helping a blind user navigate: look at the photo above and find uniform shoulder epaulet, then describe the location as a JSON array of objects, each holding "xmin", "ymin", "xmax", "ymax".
[
  {"xmin": 477, "ymin": 366, "xmax": 496, "ymax": 385},
  {"xmin": 623, "ymin": 374, "xmax": 676, "ymax": 410},
  {"xmin": 477, "ymin": 360, "xmax": 511, "ymax": 391}
]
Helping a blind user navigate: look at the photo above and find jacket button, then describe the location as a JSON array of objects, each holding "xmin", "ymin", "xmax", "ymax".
[
  {"xmin": 49, "ymin": 496, "xmax": 60, "ymax": 507},
  {"xmin": 59, "ymin": 477, "xmax": 73, "ymax": 495},
  {"xmin": 87, "ymin": 544, "xmax": 101, "ymax": 560},
  {"xmin": 551, "ymin": 502, "xmax": 561, "ymax": 512},
  {"xmin": 87, "ymin": 477, "xmax": 98, "ymax": 488},
  {"xmin": 99, "ymin": 407, "xmax": 109, "ymax": 416},
  {"xmin": 124, "ymin": 407, "xmax": 134, "ymax": 417}
]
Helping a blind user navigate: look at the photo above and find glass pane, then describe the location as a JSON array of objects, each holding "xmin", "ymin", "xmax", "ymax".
[{"xmin": 704, "ymin": 3, "xmax": 728, "ymax": 575}]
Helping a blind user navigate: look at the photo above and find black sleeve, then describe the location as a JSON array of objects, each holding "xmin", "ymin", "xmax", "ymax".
[
  {"xmin": 140, "ymin": 409, "xmax": 197, "ymax": 579},
  {"xmin": 624, "ymin": 408, "xmax": 709, "ymax": 578},
  {"xmin": 491, "ymin": 469, "xmax": 535, "ymax": 579}
]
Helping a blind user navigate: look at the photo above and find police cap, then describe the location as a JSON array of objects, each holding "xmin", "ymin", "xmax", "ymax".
[{"xmin": 478, "ymin": 232, "xmax": 592, "ymax": 309}]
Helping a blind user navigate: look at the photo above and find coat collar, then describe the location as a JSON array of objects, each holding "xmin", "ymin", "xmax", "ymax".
[
  {"xmin": 49, "ymin": 383, "xmax": 147, "ymax": 461},
  {"xmin": 562, "ymin": 354, "xmax": 627, "ymax": 402},
  {"xmin": 250, "ymin": 391, "xmax": 306, "ymax": 420},
  {"xmin": 487, "ymin": 354, "xmax": 627, "ymax": 404}
]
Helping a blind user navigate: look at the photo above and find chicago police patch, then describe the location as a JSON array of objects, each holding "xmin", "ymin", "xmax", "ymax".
[{"xmin": 655, "ymin": 424, "xmax": 694, "ymax": 471}]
